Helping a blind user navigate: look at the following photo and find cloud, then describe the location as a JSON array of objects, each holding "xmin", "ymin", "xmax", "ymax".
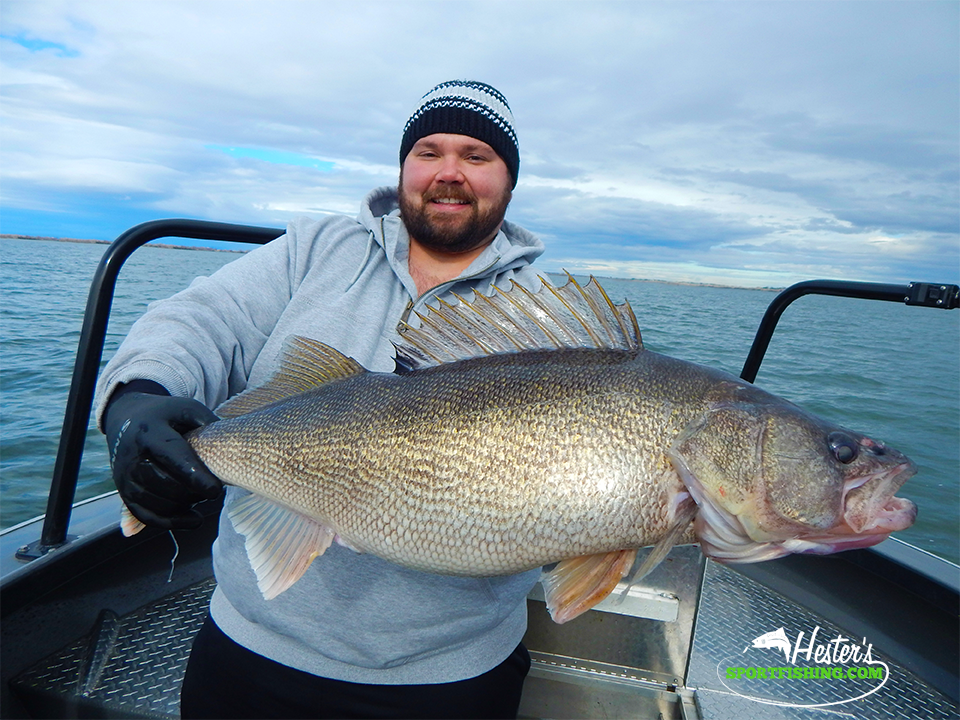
[{"xmin": 1, "ymin": 0, "xmax": 956, "ymax": 286}]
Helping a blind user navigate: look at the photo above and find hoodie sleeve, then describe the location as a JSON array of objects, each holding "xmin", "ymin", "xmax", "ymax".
[{"xmin": 93, "ymin": 222, "xmax": 306, "ymax": 428}]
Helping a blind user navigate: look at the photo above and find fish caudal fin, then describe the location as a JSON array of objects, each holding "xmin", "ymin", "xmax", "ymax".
[
  {"xmin": 394, "ymin": 273, "xmax": 642, "ymax": 371},
  {"xmin": 120, "ymin": 504, "xmax": 146, "ymax": 537},
  {"xmin": 540, "ymin": 549, "xmax": 637, "ymax": 624},
  {"xmin": 227, "ymin": 493, "xmax": 337, "ymax": 600}
]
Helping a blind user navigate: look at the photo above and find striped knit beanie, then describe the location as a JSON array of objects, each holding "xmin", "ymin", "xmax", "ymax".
[{"xmin": 400, "ymin": 80, "xmax": 519, "ymax": 188}]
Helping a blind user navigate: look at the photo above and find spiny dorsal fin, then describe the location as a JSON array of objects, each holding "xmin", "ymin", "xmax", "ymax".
[
  {"xmin": 395, "ymin": 273, "xmax": 642, "ymax": 371},
  {"xmin": 217, "ymin": 336, "xmax": 366, "ymax": 419}
]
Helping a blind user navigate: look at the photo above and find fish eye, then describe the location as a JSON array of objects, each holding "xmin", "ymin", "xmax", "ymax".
[{"xmin": 828, "ymin": 432, "xmax": 859, "ymax": 464}]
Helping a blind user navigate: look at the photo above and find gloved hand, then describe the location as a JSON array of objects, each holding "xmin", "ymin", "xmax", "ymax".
[{"xmin": 104, "ymin": 385, "xmax": 223, "ymax": 530}]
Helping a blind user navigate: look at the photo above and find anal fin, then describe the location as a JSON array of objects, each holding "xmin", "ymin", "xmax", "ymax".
[
  {"xmin": 540, "ymin": 549, "xmax": 637, "ymax": 624},
  {"xmin": 120, "ymin": 504, "xmax": 146, "ymax": 537},
  {"xmin": 227, "ymin": 493, "xmax": 337, "ymax": 600}
]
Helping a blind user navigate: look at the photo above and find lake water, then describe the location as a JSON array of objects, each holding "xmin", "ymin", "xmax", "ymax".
[{"xmin": 1, "ymin": 236, "xmax": 957, "ymax": 564}]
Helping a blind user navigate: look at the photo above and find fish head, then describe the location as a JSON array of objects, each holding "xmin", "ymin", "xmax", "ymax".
[{"xmin": 668, "ymin": 395, "xmax": 917, "ymax": 563}]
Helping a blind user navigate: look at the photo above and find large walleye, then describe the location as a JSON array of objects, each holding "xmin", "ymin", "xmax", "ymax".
[{"xmin": 121, "ymin": 276, "xmax": 917, "ymax": 623}]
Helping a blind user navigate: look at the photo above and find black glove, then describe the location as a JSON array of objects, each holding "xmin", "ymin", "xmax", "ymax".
[{"xmin": 104, "ymin": 382, "xmax": 223, "ymax": 530}]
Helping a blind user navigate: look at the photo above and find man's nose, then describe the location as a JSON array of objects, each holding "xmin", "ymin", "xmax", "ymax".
[{"xmin": 434, "ymin": 156, "xmax": 464, "ymax": 183}]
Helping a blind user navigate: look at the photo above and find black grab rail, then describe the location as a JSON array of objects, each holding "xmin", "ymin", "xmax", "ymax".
[
  {"xmin": 22, "ymin": 220, "xmax": 283, "ymax": 558},
  {"xmin": 18, "ymin": 218, "xmax": 960, "ymax": 557},
  {"xmin": 740, "ymin": 280, "xmax": 959, "ymax": 384}
]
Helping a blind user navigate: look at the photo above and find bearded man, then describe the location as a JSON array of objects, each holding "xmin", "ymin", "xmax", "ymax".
[{"xmin": 95, "ymin": 80, "xmax": 545, "ymax": 719}]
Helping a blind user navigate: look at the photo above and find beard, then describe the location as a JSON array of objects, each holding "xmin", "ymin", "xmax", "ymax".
[{"xmin": 399, "ymin": 176, "xmax": 512, "ymax": 254}]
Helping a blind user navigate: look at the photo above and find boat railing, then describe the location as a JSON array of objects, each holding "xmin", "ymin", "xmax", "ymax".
[
  {"xmin": 17, "ymin": 220, "xmax": 283, "ymax": 560},
  {"xmin": 740, "ymin": 278, "xmax": 959, "ymax": 383},
  {"xmin": 14, "ymin": 219, "xmax": 960, "ymax": 560}
]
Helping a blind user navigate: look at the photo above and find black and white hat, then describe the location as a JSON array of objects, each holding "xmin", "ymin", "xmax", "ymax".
[{"xmin": 400, "ymin": 80, "xmax": 519, "ymax": 188}]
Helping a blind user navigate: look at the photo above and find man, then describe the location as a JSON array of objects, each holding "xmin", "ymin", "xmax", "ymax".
[{"xmin": 95, "ymin": 81, "xmax": 545, "ymax": 718}]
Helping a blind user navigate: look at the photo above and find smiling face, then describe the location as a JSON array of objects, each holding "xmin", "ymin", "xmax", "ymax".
[{"xmin": 399, "ymin": 133, "xmax": 513, "ymax": 254}]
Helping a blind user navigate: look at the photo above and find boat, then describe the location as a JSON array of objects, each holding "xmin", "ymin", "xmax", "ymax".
[{"xmin": 2, "ymin": 219, "xmax": 957, "ymax": 719}]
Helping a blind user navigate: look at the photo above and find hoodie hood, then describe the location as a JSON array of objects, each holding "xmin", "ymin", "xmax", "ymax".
[{"xmin": 362, "ymin": 185, "xmax": 402, "ymax": 225}]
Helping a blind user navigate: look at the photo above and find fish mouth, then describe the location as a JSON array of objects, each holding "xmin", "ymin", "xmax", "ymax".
[
  {"xmin": 840, "ymin": 459, "xmax": 917, "ymax": 534},
  {"xmin": 685, "ymin": 461, "xmax": 918, "ymax": 564},
  {"xmin": 866, "ymin": 495, "xmax": 918, "ymax": 532}
]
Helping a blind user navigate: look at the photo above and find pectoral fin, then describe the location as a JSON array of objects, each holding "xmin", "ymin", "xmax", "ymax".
[
  {"xmin": 540, "ymin": 549, "xmax": 637, "ymax": 624},
  {"xmin": 227, "ymin": 493, "xmax": 337, "ymax": 600},
  {"xmin": 615, "ymin": 497, "xmax": 699, "ymax": 600}
]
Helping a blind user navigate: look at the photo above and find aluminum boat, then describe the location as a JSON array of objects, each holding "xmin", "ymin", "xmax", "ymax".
[{"xmin": 2, "ymin": 220, "xmax": 957, "ymax": 719}]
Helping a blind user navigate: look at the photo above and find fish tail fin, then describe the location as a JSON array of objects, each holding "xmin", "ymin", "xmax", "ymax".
[
  {"xmin": 227, "ymin": 493, "xmax": 338, "ymax": 600},
  {"xmin": 120, "ymin": 504, "xmax": 146, "ymax": 537},
  {"xmin": 540, "ymin": 549, "xmax": 637, "ymax": 624}
]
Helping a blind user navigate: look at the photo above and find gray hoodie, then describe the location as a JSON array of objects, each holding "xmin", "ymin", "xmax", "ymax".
[{"xmin": 94, "ymin": 186, "xmax": 546, "ymax": 684}]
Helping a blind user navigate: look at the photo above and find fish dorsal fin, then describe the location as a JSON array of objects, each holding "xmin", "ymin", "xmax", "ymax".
[
  {"xmin": 395, "ymin": 273, "xmax": 643, "ymax": 371},
  {"xmin": 217, "ymin": 336, "xmax": 366, "ymax": 419}
]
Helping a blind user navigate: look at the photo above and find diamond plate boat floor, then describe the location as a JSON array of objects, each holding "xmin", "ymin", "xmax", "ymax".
[
  {"xmin": 10, "ymin": 579, "xmax": 214, "ymax": 719},
  {"xmin": 688, "ymin": 560, "xmax": 958, "ymax": 720},
  {"xmin": 9, "ymin": 562, "xmax": 959, "ymax": 719}
]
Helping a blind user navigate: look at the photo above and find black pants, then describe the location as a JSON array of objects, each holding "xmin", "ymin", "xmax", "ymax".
[{"xmin": 180, "ymin": 616, "xmax": 531, "ymax": 719}]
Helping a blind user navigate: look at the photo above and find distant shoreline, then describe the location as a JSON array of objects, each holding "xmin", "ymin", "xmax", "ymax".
[
  {"xmin": 3, "ymin": 234, "xmax": 782, "ymax": 290},
  {"xmin": 1, "ymin": 234, "xmax": 246, "ymax": 254},
  {"xmin": 575, "ymin": 274, "xmax": 782, "ymax": 292}
]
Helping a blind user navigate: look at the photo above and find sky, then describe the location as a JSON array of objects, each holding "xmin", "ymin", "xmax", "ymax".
[{"xmin": 1, "ymin": 0, "xmax": 958, "ymax": 288}]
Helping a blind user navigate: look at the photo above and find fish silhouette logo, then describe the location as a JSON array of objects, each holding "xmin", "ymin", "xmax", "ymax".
[
  {"xmin": 724, "ymin": 625, "xmax": 890, "ymax": 709},
  {"xmin": 745, "ymin": 627, "xmax": 791, "ymax": 661}
]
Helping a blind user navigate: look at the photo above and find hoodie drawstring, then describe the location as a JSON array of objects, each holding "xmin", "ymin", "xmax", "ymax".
[{"xmin": 345, "ymin": 224, "xmax": 378, "ymax": 291}]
